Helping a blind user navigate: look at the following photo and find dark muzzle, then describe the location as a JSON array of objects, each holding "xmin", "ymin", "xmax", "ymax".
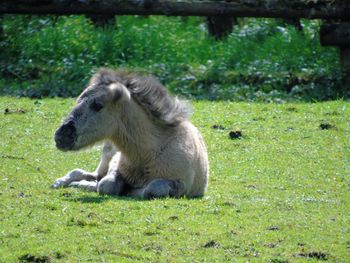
[{"xmin": 54, "ymin": 120, "xmax": 77, "ymax": 151}]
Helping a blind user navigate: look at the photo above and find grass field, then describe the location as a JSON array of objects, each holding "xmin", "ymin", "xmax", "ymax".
[{"xmin": 0, "ymin": 97, "xmax": 349, "ymax": 262}]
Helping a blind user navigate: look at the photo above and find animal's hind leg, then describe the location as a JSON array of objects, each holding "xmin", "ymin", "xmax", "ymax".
[
  {"xmin": 97, "ymin": 172, "xmax": 125, "ymax": 196},
  {"xmin": 142, "ymin": 179, "xmax": 186, "ymax": 199},
  {"xmin": 51, "ymin": 141, "xmax": 117, "ymax": 190}
]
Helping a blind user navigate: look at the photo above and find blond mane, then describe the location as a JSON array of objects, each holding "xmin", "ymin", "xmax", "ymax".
[{"xmin": 91, "ymin": 68, "xmax": 192, "ymax": 127}]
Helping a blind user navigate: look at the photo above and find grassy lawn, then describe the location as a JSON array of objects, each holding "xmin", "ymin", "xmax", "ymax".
[{"xmin": 0, "ymin": 97, "xmax": 349, "ymax": 262}]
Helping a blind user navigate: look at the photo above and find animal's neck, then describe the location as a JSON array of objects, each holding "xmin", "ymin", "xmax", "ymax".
[{"xmin": 111, "ymin": 100, "xmax": 162, "ymax": 162}]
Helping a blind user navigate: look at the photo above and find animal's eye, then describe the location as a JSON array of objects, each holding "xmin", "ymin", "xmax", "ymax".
[{"xmin": 90, "ymin": 100, "xmax": 103, "ymax": 112}]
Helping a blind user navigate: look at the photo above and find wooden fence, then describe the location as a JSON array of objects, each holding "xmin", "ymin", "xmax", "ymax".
[{"xmin": 0, "ymin": 0, "xmax": 349, "ymax": 86}]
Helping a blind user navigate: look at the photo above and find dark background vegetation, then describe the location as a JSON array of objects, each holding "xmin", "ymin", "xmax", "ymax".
[{"xmin": 0, "ymin": 15, "xmax": 346, "ymax": 101}]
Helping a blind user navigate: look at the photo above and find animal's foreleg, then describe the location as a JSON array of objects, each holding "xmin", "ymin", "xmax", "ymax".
[
  {"xmin": 95, "ymin": 141, "xmax": 118, "ymax": 181},
  {"xmin": 96, "ymin": 152, "xmax": 123, "ymax": 196},
  {"xmin": 51, "ymin": 169, "xmax": 98, "ymax": 189},
  {"xmin": 65, "ymin": 149, "xmax": 120, "ymax": 191},
  {"xmin": 68, "ymin": 180, "xmax": 98, "ymax": 192},
  {"xmin": 51, "ymin": 141, "xmax": 118, "ymax": 189}
]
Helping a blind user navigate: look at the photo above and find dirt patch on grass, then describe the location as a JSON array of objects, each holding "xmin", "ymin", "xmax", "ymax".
[
  {"xmin": 266, "ymin": 226, "xmax": 279, "ymax": 231},
  {"xmin": 1, "ymin": 154, "xmax": 24, "ymax": 160},
  {"xmin": 17, "ymin": 192, "xmax": 32, "ymax": 198},
  {"xmin": 229, "ymin": 129, "xmax": 243, "ymax": 139},
  {"xmin": 296, "ymin": 251, "xmax": 328, "ymax": 260},
  {"xmin": 4, "ymin": 108, "xmax": 26, "ymax": 114},
  {"xmin": 264, "ymin": 240, "xmax": 283, "ymax": 248},
  {"xmin": 319, "ymin": 123, "xmax": 337, "ymax": 130},
  {"xmin": 252, "ymin": 117, "xmax": 266, "ymax": 121},
  {"xmin": 19, "ymin": 254, "xmax": 50, "ymax": 263},
  {"xmin": 144, "ymin": 231, "xmax": 159, "ymax": 236},
  {"xmin": 203, "ymin": 240, "xmax": 221, "ymax": 248},
  {"xmin": 211, "ymin": 125, "xmax": 243, "ymax": 139},
  {"xmin": 212, "ymin": 124, "xmax": 226, "ymax": 130}
]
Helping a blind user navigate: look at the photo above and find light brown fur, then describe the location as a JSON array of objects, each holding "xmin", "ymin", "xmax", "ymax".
[{"xmin": 52, "ymin": 69, "xmax": 209, "ymax": 198}]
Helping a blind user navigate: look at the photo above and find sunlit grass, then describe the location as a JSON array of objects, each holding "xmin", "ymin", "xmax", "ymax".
[{"xmin": 0, "ymin": 97, "xmax": 349, "ymax": 262}]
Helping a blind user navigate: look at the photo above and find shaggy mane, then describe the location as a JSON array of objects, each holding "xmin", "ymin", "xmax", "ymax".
[{"xmin": 91, "ymin": 69, "xmax": 192, "ymax": 126}]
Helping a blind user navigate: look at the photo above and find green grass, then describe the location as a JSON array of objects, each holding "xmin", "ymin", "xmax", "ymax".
[{"xmin": 0, "ymin": 97, "xmax": 349, "ymax": 262}]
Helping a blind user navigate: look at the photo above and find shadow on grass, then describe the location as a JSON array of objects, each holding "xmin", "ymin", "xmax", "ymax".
[
  {"xmin": 66, "ymin": 195, "xmax": 143, "ymax": 203},
  {"xmin": 63, "ymin": 193, "xmax": 201, "ymax": 203}
]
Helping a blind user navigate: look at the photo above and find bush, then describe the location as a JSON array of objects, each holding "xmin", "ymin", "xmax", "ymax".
[{"xmin": 0, "ymin": 15, "xmax": 345, "ymax": 100}]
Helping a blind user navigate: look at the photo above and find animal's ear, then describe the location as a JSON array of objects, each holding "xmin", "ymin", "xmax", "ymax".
[{"xmin": 108, "ymin": 83, "xmax": 131, "ymax": 102}]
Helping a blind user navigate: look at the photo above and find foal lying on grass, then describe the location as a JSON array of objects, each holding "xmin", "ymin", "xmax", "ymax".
[{"xmin": 52, "ymin": 69, "xmax": 209, "ymax": 198}]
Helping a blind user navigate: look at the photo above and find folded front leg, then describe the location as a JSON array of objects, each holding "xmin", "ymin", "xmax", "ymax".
[
  {"xmin": 95, "ymin": 141, "xmax": 118, "ymax": 181},
  {"xmin": 69, "ymin": 180, "xmax": 98, "ymax": 192},
  {"xmin": 51, "ymin": 141, "xmax": 119, "ymax": 190},
  {"xmin": 51, "ymin": 169, "xmax": 98, "ymax": 189}
]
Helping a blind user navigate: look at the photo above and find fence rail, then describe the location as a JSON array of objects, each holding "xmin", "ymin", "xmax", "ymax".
[
  {"xmin": 0, "ymin": 0, "xmax": 349, "ymax": 20},
  {"xmin": 0, "ymin": 0, "xmax": 349, "ymax": 86}
]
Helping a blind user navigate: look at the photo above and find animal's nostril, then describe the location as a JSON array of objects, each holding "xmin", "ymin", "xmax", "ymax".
[
  {"xmin": 55, "ymin": 120, "xmax": 77, "ymax": 150},
  {"xmin": 61, "ymin": 122, "xmax": 76, "ymax": 134}
]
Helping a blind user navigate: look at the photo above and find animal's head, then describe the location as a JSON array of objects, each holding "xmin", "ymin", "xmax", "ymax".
[{"xmin": 54, "ymin": 69, "xmax": 131, "ymax": 151}]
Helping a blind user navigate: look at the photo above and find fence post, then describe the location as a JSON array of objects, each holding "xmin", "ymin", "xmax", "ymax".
[
  {"xmin": 0, "ymin": 15, "xmax": 3, "ymax": 41},
  {"xmin": 206, "ymin": 16, "xmax": 237, "ymax": 40},
  {"xmin": 86, "ymin": 14, "xmax": 116, "ymax": 27},
  {"xmin": 320, "ymin": 22, "xmax": 350, "ymax": 91}
]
